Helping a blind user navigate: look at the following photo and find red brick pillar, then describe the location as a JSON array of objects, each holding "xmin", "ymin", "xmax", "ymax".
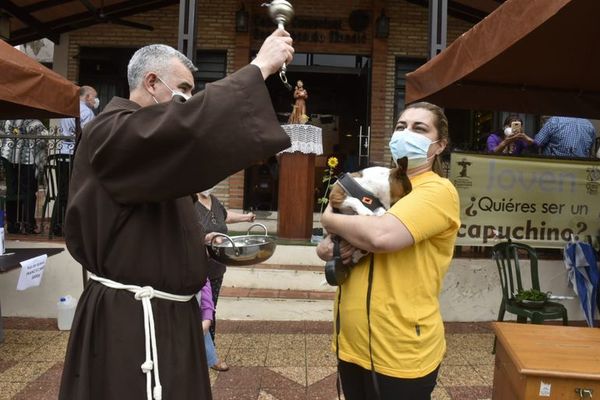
[
  {"xmin": 228, "ymin": 4, "xmax": 252, "ymax": 210},
  {"xmin": 370, "ymin": 3, "xmax": 389, "ymax": 165}
]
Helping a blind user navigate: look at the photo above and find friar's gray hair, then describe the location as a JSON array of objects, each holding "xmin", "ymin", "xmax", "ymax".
[{"xmin": 127, "ymin": 44, "xmax": 197, "ymax": 90}]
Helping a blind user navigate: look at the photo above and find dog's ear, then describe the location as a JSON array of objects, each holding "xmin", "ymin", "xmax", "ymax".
[
  {"xmin": 390, "ymin": 157, "xmax": 412, "ymax": 204},
  {"xmin": 395, "ymin": 157, "xmax": 409, "ymax": 175},
  {"xmin": 328, "ymin": 184, "xmax": 346, "ymax": 211}
]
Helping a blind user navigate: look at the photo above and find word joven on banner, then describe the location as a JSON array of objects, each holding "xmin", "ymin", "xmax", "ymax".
[{"xmin": 450, "ymin": 152, "xmax": 600, "ymax": 248}]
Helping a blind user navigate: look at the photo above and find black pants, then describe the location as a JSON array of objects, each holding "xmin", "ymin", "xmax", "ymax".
[
  {"xmin": 338, "ymin": 360, "xmax": 439, "ymax": 400},
  {"xmin": 50, "ymin": 159, "xmax": 71, "ymax": 236},
  {"xmin": 4, "ymin": 162, "xmax": 37, "ymax": 234}
]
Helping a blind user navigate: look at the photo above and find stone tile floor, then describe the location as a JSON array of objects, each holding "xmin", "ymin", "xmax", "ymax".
[{"xmin": 0, "ymin": 318, "xmax": 494, "ymax": 400}]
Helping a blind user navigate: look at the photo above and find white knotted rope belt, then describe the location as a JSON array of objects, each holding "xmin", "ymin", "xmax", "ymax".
[{"xmin": 89, "ymin": 274, "xmax": 194, "ymax": 400}]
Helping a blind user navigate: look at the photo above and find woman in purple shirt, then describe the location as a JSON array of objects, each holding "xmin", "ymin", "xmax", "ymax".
[
  {"xmin": 197, "ymin": 278, "xmax": 229, "ymax": 371},
  {"xmin": 486, "ymin": 116, "xmax": 534, "ymax": 155}
]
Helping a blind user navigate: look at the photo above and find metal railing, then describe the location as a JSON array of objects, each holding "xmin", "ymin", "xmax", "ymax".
[{"xmin": 0, "ymin": 131, "xmax": 74, "ymax": 238}]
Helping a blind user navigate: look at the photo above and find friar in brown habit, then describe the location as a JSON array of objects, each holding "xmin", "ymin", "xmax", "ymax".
[{"xmin": 59, "ymin": 30, "xmax": 294, "ymax": 400}]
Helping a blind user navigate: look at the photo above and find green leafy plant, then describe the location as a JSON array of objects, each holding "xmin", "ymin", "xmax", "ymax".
[{"xmin": 514, "ymin": 289, "xmax": 549, "ymax": 302}]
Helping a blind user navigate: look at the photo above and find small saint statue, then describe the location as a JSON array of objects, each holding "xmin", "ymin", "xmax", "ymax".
[{"xmin": 288, "ymin": 80, "xmax": 309, "ymax": 124}]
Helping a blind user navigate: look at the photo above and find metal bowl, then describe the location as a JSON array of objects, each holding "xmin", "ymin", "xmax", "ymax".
[{"xmin": 207, "ymin": 223, "xmax": 277, "ymax": 266}]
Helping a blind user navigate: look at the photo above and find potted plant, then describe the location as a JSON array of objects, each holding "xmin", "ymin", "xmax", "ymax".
[{"xmin": 514, "ymin": 289, "xmax": 550, "ymax": 308}]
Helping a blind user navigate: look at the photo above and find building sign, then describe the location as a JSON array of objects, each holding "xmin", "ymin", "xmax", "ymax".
[
  {"xmin": 252, "ymin": 15, "xmax": 367, "ymax": 44},
  {"xmin": 450, "ymin": 152, "xmax": 600, "ymax": 248}
]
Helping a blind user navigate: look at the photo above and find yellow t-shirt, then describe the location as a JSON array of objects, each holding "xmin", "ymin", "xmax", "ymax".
[{"xmin": 333, "ymin": 171, "xmax": 460, "ymax": 378}]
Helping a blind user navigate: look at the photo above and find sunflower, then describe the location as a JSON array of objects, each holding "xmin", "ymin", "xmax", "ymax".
[{"xmin": 318, "ymin": 156, "xmax": 340, "ymax": 213}]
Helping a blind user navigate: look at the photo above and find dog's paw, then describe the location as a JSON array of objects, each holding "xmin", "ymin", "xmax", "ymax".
[
  {"xmin": 355, "ymin": 207, "xmax": 375, "ymax": 216},
  {"xmin": 343, "ymin": 197, "xmax": 374, "ymax": 216},
  {"xmin": 373, "ymin": 208, "xmax": 386, "ymax": 216}
]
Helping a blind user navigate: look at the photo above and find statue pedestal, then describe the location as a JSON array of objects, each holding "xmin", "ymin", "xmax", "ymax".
[{"xmin": 277, "ymin": 124, "xmax": 323, "ymax": 240}]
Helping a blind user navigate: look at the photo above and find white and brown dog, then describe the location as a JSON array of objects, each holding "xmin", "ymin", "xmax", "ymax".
[
  {"xmin": 329, "ymin": 157, "xmax": 412, "ymax": 216},
  {"xmin": 326, "ymin": 157, "xmax": 412, "ymax": 265}
]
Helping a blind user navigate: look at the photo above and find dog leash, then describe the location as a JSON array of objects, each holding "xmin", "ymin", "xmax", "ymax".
[
  {"xmin": 366, "ymin": 254, "xmax": 381, "ymax": 399},
  {"xmin": 333, "ymin": 254, "xmax": 381, "ymax": 400},
  {"xmin": 334, "ymin": 279, "xmax": 343, "ymax": 400},
  {"xmin": 331, "ymin": 174, "xmax": 386, "ymax": 398}
]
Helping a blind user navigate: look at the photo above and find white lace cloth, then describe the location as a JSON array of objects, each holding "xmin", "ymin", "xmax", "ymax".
[
  {"xmin": 280, "ymin": 124, "xmax": 323, "ymax": 155},
  {"xmin": 89, "ymin": 274, "xmax": 195, "ymax": 400}
]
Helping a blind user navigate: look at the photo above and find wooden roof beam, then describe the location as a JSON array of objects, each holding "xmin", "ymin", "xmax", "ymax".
[{"xmin": 2, "ymin": 0, "xmax": 60, "ymax": 43}]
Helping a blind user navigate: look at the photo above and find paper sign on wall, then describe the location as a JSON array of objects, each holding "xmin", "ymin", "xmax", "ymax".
[{"xmin": 16, "ymin": 254, "xmax": 48, "ymax": 291}]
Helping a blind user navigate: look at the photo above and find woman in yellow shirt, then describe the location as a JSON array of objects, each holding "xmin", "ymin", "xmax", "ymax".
[{"xmin": 317, "ymin": 102, "xmax": 460, "ymax": 400}]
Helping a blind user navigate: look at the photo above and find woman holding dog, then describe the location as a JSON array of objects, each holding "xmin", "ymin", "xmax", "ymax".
[{"xmin": 317, "ymin": 102, "xmax": 460, "ymax": 400}]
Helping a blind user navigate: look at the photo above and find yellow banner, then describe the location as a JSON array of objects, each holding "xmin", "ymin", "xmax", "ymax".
[{"xmin": 450, "ymin": 152, "xmax": 600, "ymax": 248}]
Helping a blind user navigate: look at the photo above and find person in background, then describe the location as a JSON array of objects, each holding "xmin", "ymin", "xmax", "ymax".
[
  {"xmin": 194, "ymin": 188, "xmax": 255, "ymax": 372},
  {"xmin": 316, "ymin": 102, "xmax": 460, "ymax": 400},
  {"xmin": 0, "ymin": 119, "xmax": 48, "ymax": 234},
  {"xmin": 196, "ymin": 278, "xmax": 227, "ymax": 371},
  {"xmin": 531, "ymin": 116, "xmax": 596, "ymax": 157},
  {"xmin": 52, "ymin": 86, "xmax": 99, "ymax": 236},
  {"xmin": 58, "ymin": 85, "xmax": 98, "ymax": 143},
  {"xmin": 486, "ymin": 115, "xmax": 534, "ymax": 155}
]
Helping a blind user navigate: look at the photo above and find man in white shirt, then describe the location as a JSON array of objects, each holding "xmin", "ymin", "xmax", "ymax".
[{"xmin": 58, "ymin": 85, "xmax": 98, "ymax": 152}]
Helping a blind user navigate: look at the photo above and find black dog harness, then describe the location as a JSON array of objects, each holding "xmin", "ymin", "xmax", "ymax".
[{"xmin": 334, "ymin": 173, "xmax": 385, "ymax": 212}]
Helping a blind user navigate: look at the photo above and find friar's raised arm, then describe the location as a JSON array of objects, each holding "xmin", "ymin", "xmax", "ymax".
[{"xmin": 84, "ymin": 64, "xmax": 290, "ymax": 204}]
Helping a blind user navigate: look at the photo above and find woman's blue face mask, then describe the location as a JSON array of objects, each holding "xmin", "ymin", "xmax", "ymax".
[{"xmin": 388, "ymin": 129, "xmax": 439, "ymax": 169}]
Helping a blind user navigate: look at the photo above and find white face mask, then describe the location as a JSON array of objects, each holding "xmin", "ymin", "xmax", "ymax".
[
  {"xmin": 504, "ymin": 127, "xmax": 514, "ymax": 136},
  {"xmin": 200, "ymin": 188, "xmax": 214, "ymax": 197},
  {"xmin": 156, "ymin": 76, "xmax": 191, "ymax": 101},
  {"xmin": 93, "ymin": 97, "xmax": 100, "ymax": 109},
  {"xmin": 389, "ymin": 129, "xmax": 439, "ymax": 169}
]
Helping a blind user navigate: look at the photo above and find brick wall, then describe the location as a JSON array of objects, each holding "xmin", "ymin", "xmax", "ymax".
[
  {"xmin": 249, "ymin": 0, "xmax": 374, "ymax": 55},
  {"xmin": 64, "ymin": 0, "xmax": 473, "ymax": 208},
  {"xmin": 381, "ymin": 1, "xmax": 473, "ymax": 164},
  {"xmin": 370, "ymin": 0, "xmax": 388, "ymax": 165},
  {"xmin": 66, "ymin": 1, "xmax": 238, "ymax": 80},
  {"xmin": 66, "ymin": 1, "xmax": 240, "ymax": 205}
]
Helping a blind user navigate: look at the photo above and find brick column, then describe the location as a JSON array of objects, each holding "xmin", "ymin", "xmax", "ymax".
[
  {"xmin": 228, "ymin": 4, "xmax": 252, "ymax": 209},
  {"xmin": 369, "ymin": 2, "xmax": 389, "ymax": 165}
]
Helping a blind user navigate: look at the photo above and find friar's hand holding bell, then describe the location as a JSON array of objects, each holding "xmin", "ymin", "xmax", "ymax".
[{"xmin": 251, "ymin": 29, "xmax": 294, "ymax": 80}]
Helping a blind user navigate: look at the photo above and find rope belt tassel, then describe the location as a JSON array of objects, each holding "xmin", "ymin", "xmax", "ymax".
[{"xmin": 89, "ymin": 275, "xmax": 195, "ymax": 400}]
